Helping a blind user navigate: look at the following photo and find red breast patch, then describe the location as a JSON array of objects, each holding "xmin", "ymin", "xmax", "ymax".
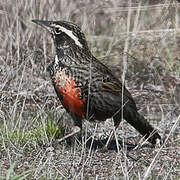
[{"xmin": 55, "ymin": 69, "xmax": 85, "ymax": 117}]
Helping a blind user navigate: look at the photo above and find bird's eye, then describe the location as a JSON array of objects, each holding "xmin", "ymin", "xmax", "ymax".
[{"xmin": 54, "ymin": 28, "xmax": 61, "ymax": 34}]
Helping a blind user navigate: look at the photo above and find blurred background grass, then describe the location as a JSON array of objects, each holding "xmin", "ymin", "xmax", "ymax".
[{"xmin": 0, "ymin": 0, "xmax": 180, "ymax": 179}]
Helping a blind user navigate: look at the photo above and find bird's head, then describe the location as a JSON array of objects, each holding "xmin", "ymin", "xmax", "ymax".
[{"xmin": 32, "ymin": 20, "xmax": 89, "ymax": 51}]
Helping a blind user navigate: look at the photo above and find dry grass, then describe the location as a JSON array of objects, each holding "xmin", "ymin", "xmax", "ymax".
[{"xmin": 0, "ymin": 0, "xmax": 180, "ymax": 179}]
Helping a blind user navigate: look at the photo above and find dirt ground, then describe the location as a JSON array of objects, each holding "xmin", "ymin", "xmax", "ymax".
[{"xmin": 0, "ymin": 0, "xmax": 180, "ymax": 179}]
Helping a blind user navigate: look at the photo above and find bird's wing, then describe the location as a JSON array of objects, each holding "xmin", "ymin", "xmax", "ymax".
[{"xmin": 101, "ymin": 79, "xmax": 134, "ymax": 101}]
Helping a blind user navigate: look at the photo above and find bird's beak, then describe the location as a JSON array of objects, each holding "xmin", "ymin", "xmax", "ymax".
[{"xmin": 32, "ymin": 19, "xmax": 52, "ymax": 32}]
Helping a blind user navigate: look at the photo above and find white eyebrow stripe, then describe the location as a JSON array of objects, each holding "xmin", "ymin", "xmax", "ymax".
[{"xmin": 54, "ymin": 25, "xmax": 83, "ymax": 48}]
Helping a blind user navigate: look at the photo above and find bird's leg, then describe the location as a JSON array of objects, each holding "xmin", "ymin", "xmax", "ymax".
[
  {"xmin": 102, "ymin": 128, "xmax": 116, "ymax": 152},
  {"xmin": 53, "ymin": 126, "xmax": 81, "ymax": 145},
  {"xmin": 100, "ymin": 114, "xmax": 121, "ymax": 152}
]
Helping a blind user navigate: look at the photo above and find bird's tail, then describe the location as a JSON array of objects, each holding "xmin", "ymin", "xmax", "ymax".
[{"xmin": 124, "ymin": 107, "xmax": 161, "ymax": 145}]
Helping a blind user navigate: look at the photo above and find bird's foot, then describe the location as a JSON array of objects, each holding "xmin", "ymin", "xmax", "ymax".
[
  {"xmin": 98, "ymin": 146, "xmax": 109, "ymax": 153},
  {"xmin": 52, "ymin": 126, "xmax": 81, "ymax": 147}
]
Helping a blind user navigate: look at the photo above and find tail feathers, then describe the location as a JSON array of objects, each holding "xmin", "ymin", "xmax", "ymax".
[{"xmin": 124, "ymin": 108, "xmax": 161, "ymax": 145}]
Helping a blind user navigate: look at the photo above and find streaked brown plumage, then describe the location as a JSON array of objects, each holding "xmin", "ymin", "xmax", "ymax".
[{"xmin": 32, "ymin": 19, "xmax": 161, "ymax": 149}]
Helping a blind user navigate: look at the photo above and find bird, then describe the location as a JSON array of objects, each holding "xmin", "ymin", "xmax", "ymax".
[{"xmin": 32, "ymin": 19, "xmax": 161, "ymax": 150}]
